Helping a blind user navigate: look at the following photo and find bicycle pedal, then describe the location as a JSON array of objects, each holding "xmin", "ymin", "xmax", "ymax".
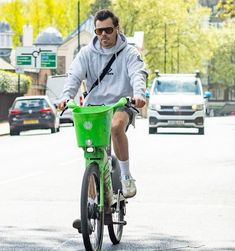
[{"xmin": 113, "ymin": 220, "xmax": 127, "ymax": 225}]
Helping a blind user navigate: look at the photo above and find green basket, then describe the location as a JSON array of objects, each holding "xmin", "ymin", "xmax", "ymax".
[{"xmin": 72, "ymin": 105, "xmax": 113, "ymax": 147}]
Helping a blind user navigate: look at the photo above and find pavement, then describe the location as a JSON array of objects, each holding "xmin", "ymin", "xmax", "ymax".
[{"xmin": 0, "ymin": 121, "xmax": 9, "ymax": 136}]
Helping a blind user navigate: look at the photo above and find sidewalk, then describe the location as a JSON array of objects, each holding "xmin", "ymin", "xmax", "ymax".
[{"xmin": 0, "ymin": 121, "xmax": 9, "ymax": 136}]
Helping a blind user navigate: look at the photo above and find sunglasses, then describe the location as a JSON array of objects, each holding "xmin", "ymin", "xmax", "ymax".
[{"xmin": 94, "ymin": 27, "xmax": 115, "ymax": 35}]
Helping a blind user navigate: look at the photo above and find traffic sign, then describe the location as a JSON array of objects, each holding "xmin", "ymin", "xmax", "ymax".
[
  {"xmin": 40, "ymin": 52, "xmax": 57, "ymax": 68},
  {"xmin": 16, "ymin": 55, "xmax": 32, "ymax": 66},
  {"xmin": 15, "ymin": 46, "xmax": 57, "ymax": 69}
]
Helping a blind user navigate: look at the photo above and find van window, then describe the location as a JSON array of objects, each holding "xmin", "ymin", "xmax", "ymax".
[{"xmin": 154, "ymin": 78, "xmax": 201, "ymax": 95}]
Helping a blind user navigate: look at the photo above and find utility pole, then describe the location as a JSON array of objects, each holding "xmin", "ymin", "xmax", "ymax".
[
  {"xmin": 18, "ymin": 74, "xmax": 20, "ymax": 94},
  {"xmin": 77, "ymin": 0, "xmax": 80, "ymax": 52},
  {"xmin": 164, "ymin": 23, "xmax": 167, "ymax": 73},
  {"xmin": 177, "ymin": 30, "xmax": 180, "ymax": 73}
]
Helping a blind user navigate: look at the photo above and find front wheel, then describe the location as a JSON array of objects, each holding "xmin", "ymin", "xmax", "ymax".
[
  {"xmin": 198, "ymin": 127, "xmax": 204, "ymax": 135},
  {"xmin": 149, "ymin": 127, "xmax": 157, "ymax": 134},
  {"xmin": 81, "ymin": 163, "xmax": 104, "ymax": 251}
]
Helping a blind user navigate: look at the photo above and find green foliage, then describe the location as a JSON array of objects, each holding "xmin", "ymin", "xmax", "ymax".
[
  {"xmin": 217, "ymin": 0, "xmax": 235, "ymax": 20},
  {"xmin": 0, "ymin": 70, "xmax": 31, "ymax": 93},
  {"xmin": 0, "ymin": 0, "xmax": 95, "ymax": 46},
  {"xmin": 0, "ymin": 0, "xmax": 235, "ymax": 89},
  {"xmin": 90, "ymin": 0, "xmax": 112, "ymax": 15},
  {"xmin": 113, "ymin": 0, "xmax": 214, "ymax": 78},
  {"xmin": 209, "ymin": 21, "xmax": 235, "ymax": 86}
]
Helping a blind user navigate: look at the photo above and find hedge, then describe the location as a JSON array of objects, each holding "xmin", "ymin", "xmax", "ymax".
[{"xmin": 0, "ymin": 70, "xmax": 31, "ymax": 93}]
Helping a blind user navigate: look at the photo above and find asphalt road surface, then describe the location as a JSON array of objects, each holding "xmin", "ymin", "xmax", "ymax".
[{"xmin": 0, "ymin": 116, "xmax": 234, "ymax": 250}]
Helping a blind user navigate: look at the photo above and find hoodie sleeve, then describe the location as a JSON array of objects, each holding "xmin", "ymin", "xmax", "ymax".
[
  {"xmin": 126, "ymin": 46, "xmax": 148, "ymax": 99},
  {"xmin": 60, "ymin": 47, "xmax": 87, "ymax": 100}
]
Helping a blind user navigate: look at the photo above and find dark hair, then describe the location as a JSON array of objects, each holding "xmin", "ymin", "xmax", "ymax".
[{"xmin": 94, "ymin": 9, "xmax": 119, "ymax": 27}]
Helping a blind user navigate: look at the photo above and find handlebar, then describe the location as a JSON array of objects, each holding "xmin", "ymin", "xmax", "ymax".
[
  {"xmin": 65, "ymin": 97, "xmax": 135, "ymax": 109},
  {"xmin": 60, "ymin": 97, "xmax": 138, "ymax": 116}
]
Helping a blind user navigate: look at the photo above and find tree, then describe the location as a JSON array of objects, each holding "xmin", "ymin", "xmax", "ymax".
[
  {"xmin": 209, "ymin": 20, "xmax": 235, "ymax": 98},
  {"xmin": 113, "ymin": 0, "xmax": 215, "ymax": 78},
  {"xmin": 90, "ymin": 0, "xmax": 112, "ymax": 15},
  {"xmin": 0, "ymin": 0, "xmax": 95, "ymax": 46},
  {"xmin": 217, "ymin": 0, "xmax": 235, "ymax": 20},
  {"xmin": 0, "ymin": 0, "xmax": 25, "ymax": 46}
]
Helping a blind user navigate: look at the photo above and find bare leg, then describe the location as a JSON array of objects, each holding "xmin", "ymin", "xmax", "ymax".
[{"xmin": 111, "ymin": 111, "xmax": 129, "ymax": 161}]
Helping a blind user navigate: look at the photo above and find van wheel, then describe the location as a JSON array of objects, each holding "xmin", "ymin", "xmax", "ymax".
[
  {"xmin": 149, "ymin": 127, "xmax": 157, "ymax": 134},
  {"xmin": 198, "ymin": 127, "xmax": 204, "ymax": 135}
]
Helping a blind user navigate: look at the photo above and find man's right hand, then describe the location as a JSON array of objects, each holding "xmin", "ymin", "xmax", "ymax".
[{"xmin": 57, "ymin": 100, "xmax": 67, "ymax": 110}]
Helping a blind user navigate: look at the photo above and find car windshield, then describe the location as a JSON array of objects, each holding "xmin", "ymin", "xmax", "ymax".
[
  {"xmin": 14, "ymin": 99, "xmax": 48, "ymax": 110},
  {"xmin": 153, "ymin": 77, "xmax": 201, "ymax": 95}
]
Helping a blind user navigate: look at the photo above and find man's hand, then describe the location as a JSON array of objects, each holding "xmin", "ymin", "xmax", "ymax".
[
  {"xmin": 132, "ymin": 96, "xmax": 146, "ymax": 108},
  {"xmin": 57, "ymin": 100, "xmax": 67, "ymax": 110}
]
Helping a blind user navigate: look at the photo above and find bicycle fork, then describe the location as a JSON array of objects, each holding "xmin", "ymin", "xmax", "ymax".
[{"xmin": 84, "ymin": 148, "xmax": 113, "ymax": 212}]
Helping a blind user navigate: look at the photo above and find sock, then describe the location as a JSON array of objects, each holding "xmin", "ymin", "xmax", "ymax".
[{"xmin": 118, "ymin": 160, "xmax": 130, "ymax": 178}]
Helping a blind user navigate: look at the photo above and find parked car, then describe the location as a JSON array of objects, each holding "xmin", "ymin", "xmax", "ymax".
[
  {"xmin": 148, "ymin": 70, "xmax": 211, "ymax": 135},
  {"xmin": 8, "ymin": 95, "xmax": 60, "ymax": 135}
]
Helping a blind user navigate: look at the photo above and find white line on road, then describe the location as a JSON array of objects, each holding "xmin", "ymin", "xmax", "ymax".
[{"xmin": 0, "ymin": 171, "xmax": 45, "ymax": 185}]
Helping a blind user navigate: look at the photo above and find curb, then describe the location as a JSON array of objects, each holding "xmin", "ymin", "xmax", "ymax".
[
  {"xmin": 0, "ymin": 133, "xmax": 9, "ymax": 136},
  {"xmin": 0, "ymin": 122, "xmax": 10, "ymax": 136}
]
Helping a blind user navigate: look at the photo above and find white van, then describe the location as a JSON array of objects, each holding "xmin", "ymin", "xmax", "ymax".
[
  {"xmin": 148, "ymin": 71, "xmax": 211, "ymax": 134},
  {"xmin": 46, "ymin": 74, "xmax": 83, "ymax": 124}
]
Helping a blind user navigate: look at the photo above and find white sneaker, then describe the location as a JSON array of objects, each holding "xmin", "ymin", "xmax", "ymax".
[{"xmin": 121, "ymin": 175, "xmax": 137, "ymax": 198}]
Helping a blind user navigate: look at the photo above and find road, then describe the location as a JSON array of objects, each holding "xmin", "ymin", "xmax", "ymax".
[{"xmin": 0, "ymin": 117, "xmax": 235, "ymax": 251}]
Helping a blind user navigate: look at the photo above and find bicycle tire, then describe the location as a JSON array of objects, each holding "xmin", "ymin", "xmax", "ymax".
[
  {"xmin": 81, "ymin": 163, "xmax": 104, "ymax": 251},
  {"xmin": 107, "ymin": 205, "xmax": 125, "ymax": 244},
  {"xmin": 108, "ymin": 156, "xmax": 124, "ymax": 244}
]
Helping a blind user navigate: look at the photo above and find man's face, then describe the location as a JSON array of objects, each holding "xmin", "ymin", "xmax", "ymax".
[{"xmin": 95, "ymin": 17, "xmax": 118, "ymax": 48}]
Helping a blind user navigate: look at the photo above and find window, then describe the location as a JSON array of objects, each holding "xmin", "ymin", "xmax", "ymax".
[{"xmin": 154, "ymin": 78, "xmax": 201, "ymax": 95}]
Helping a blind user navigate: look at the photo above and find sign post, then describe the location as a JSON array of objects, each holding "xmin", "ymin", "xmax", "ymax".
[{"xmin": 16, "ymin": 46, "xmax": 57, "ymax": 69}]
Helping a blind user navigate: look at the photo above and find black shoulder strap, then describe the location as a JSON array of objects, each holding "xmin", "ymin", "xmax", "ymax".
[{"xmin": 88, "ymin": 47, "xmax": 124, "ymax": 94}]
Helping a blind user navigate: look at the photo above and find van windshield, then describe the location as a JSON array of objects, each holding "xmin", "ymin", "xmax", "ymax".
[{"xmin": 154, "ymin": 77, "xmax": 201, "ymax": 95}]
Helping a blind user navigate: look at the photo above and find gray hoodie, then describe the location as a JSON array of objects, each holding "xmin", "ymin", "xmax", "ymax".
[{"xmin": 61, "ymin": 33, "xmax": 148, "ymax": 105}]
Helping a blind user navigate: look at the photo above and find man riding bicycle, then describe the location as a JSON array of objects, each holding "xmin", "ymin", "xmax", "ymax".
[{"xmin": 58, "ymin": 9, "xmax": 148, "ymax": 198}]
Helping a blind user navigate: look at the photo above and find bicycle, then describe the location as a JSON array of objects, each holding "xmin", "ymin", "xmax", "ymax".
[{"xmin": 67, "ymin": 97, "xmax": 133, "ymax": 251}]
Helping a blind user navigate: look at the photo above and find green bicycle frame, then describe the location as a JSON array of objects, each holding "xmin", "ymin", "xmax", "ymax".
[{"xmin": 68, "ymin": 97, "xmax": 128, "ymax": 211}]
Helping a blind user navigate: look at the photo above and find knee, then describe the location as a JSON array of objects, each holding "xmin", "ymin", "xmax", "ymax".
[{"xmin": 111, "ymin": 119, "xmax": 125, "ymax": 137}]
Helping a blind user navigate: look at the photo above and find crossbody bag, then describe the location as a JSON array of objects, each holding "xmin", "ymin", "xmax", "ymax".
[{"xmin": 83, "ymin": 47, "xmax": 124, "ymax": 98}]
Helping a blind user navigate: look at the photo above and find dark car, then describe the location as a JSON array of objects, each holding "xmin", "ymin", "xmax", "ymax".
[{"xmin": 8, "ymin": 95, "xmax": 60, "ymax": 136}]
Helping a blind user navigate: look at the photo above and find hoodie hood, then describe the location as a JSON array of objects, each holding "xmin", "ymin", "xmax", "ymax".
[{"xmin": 89, "ymin": 33, "xmax": 127, "ymax": 55}]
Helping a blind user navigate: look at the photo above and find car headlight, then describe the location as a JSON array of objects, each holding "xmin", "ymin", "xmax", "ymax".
[{"xmin": 192, "ymin": 104, "xmax": 204, "ymax": 111}]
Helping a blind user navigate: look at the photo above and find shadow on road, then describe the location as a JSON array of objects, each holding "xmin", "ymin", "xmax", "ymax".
[{"xmin": 1, "ymin": 226, "xmax": 234, "ymax": 251}]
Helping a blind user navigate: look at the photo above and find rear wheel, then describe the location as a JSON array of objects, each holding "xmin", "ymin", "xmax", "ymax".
[
  {"xmin": 81, "ymin": 163, "xmax": 104, "ymax": 251},
  {"xmin": 149, "ymin": 127, "xmax": 157, "ymax": 134},
  {"xmin": 108, "ymin": 156, "xmax": 125, "ymax": 244},
  {"xmin": 51, "ymin": 126, "xmax": 56, "ymax": 133},
  {"xmin": 10, "ymin": 129, "xmax": 20, "ymax": 136},
  {"xmin": 108, "ymin": 203, "xmax": 125, "ymax": 244}
]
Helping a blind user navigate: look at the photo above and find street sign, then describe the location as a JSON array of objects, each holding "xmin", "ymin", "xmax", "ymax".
[
  {"xmin": 16, "ymin": 55, "xmax": 32, "ymax": 66},
  {"xmin": 40, "ymin": 52, "xmax": 57, "ymax": 68},
  {"xmin": 15, "ymin": 67, "xmax": 24, "ymax": 74},
  {"xmin": 15, "ymin": 46, "xmax": 57, "ymax": 69}
]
